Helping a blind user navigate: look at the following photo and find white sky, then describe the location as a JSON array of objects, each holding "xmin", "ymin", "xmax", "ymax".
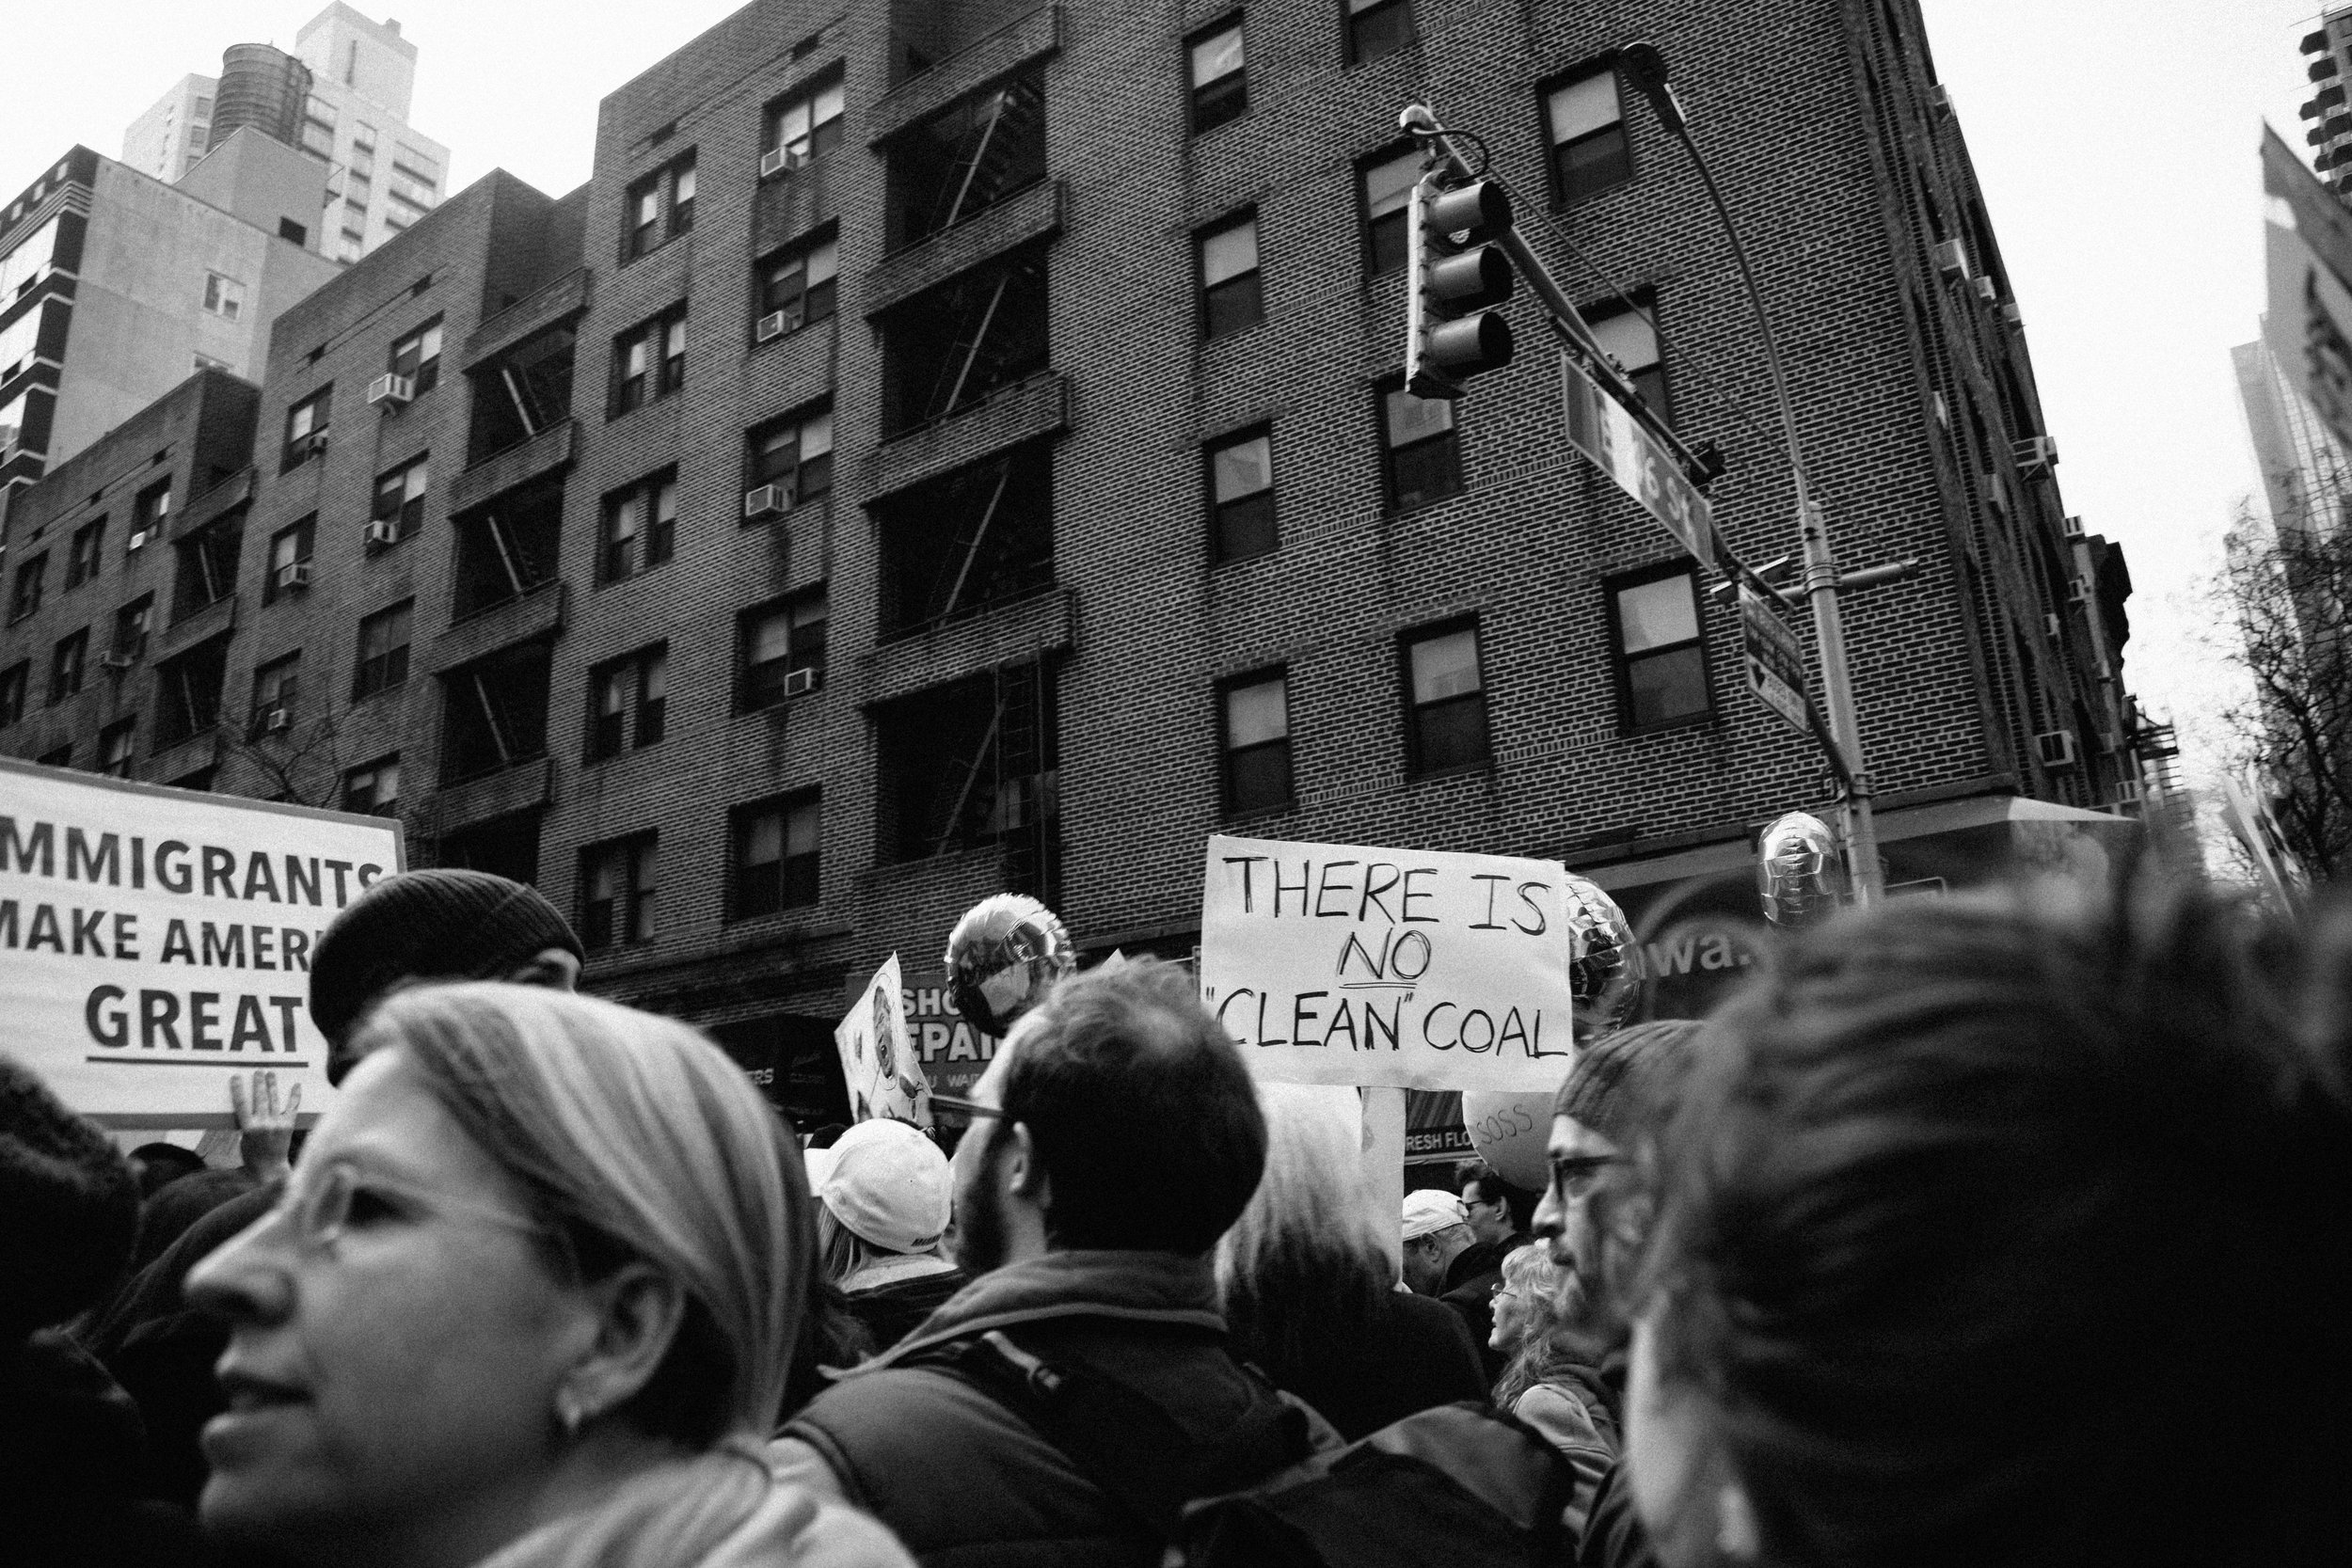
[{"xmin": 0, "ymin": 0, "xmax": 2316, "ymax": 806}]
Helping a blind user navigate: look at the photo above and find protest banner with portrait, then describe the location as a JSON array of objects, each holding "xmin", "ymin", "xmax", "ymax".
[
  {"xmin": 0, "ymin": 757, "xmax": 404, "ymax": 1127},
  {"xmin": 1198, "ymin": 833, "xmax": 1580, "ymax": 1094},
  {"xmin": 835, "ymin": 953, "xmax": 933, "ymax": 1127}
]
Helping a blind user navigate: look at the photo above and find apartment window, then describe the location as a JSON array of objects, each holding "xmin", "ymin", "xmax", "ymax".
[
  {"xmin": 48, "ymin": 628, "xmax": 87, "ymax": 704},
  {"xmin": 601, "ymin": 469, "xmax": 677, "ymax": 582},
  {"xmin": 757, "ymin": 230, "xmax": 839, "ymax": 337},
  {"xmin": 202, "ymin": 272, "xmax": 245, "ymax": 321},
  {"xmin": 1402, "ymin": 622, "xmax": 1488, "ymax": 774},
  {"xmin": 1585, "ymin": 300, "xmax": 1668, "ymax": 416},
  {"xmin": 97, "ymin": 719, "xmax": 135, "ymax": 779},
  {"xmin": 1609, "ymin": 565, "xmax": 1712, "ymax": 731},
  {"xmin": 352, "ymin": 600, "xmax": 413, "ymax": 701},
  {"xmin": 1346, "ymin": 0, "xmax": 1417, "ymax": 65},
  {"xmin": 250, "ymin": 653, "xmax": 300, "ymax": 736},
  {"xmin": 1221, "ymin": 671, "xmax": 1293, "ymax": 816},
  {"xmin": 67, "ymin": 517, "xmax": 104, "ymax": 589},
  {"xmin": 588, "ymin": 644, "xmax": 668, "ymax": 761},
  {"xmin": 1207, "ymin": 428, "xmax": 1277, "ymax": 563},
  {"xmin": 741, "ymin": 590, "xmax": 828, "ymax": 711},
  {"xmin": 110, "ymin": 596, "xmax": 151, "ymax": 664},
  {"xmin": 263, "ymin": 516, "xmax": 315, "ymax": 605},
  {"xmin": 1381, "ymin": 384, "xmax": 1463, "ymax": 510},
  {"xmin": 1546, "ymin": 66, "xmax": 1632, "ymax": 204},
  {"xmin": 624, "ymin": 154, "xmax": 696, "ymax": 260},
  {"xmin": 612, "ymin": 308, "xmax": 686, "ymax": 415},
  {"xmin": 746, "ymin": 406, "xmax": 834, "ymax": 512},
  {"xmin": 1198, "ymin": 213, "xmax": 1264, "ymax": 340},
  {"xmin": 372, "ymin": 454, "xmax": 429, "ymax": 540},
  {"xmin": 342, "ymin": 755, "xmax": 401, "ymax": 816},
  {"xmin": 1361, "ymin": 148, "xmax": 1420, "ymax": 276},
  {"xmin": 133, "ymin": 480, "xmax": 171, "ymax": 543},
  {"xmin": 389, "ymin": 317, "xmax": 443, "ymax": 393},
  {"xmin": 764, "ymin": 74, "xmax": 846, "ymax": 172},
  {"xmin": 580, "ymin": 835, "xmax": 660, "ymax": 950},
  {"xmin": 283, "ymin": 388, "xmax": 331, "ymax": 469},
  {"xmin": 731, "ymin": 793, "xmax": 820, "ymax": 918},
  {"xmin": 0, "ymin": 662, "xmax": 26, "ymax": 727},
  {"xmin": 11, "ymin": 554, "xmax": 46, "ymax": 621},
  {"xmin": 1189, "ymin": 18, "xmax": 1248, "ymax": 134}
]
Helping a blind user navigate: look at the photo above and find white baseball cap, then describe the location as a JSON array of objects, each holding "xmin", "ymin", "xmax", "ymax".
[
  {"xmin": 818, "ymin": 1118, "xmax": 952, "ymax": 1254},
  {"xmin": 1401, "ymin": 1187, "xmax": 1469, "ymax": 1242}
]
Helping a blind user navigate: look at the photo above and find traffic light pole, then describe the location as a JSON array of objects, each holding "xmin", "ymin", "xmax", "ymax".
[{"xmin": 1616, "ymin": 45, "xmax": 1883, "ymax": 905}]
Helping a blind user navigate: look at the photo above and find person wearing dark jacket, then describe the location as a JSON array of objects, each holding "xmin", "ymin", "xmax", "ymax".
[
  {"xmin": 772, "ymin": 958, "xmax": 1337, "ymax": 1566},
  {"xmin": 0, "ymin": 1053, "xmax": 201, "ymax": 1566},
  {"xmin": 87, "ymin": 868, "xmax": 586, "ymax": 1511},
  {"xmin": 1216, "ymin": 1082, "xmax": 1488, "ymax": 1440},
  {"xmin": 814, "ymin": 1117, "xmax": 966, "ymax": 1353}
]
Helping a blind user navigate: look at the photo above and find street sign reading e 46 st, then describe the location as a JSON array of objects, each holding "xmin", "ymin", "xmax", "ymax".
[{"xmin": 1560, "ymin": 351, "xmax": 1717, "ymax": 572}]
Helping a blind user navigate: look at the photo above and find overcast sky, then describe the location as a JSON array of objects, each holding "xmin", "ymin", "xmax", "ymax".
[{"xmin": 0, "ymin": 0, "xmax": 2312, "ymax": 810}]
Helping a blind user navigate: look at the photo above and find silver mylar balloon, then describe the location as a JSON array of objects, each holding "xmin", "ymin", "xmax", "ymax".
[
  {"xmin": 1757, "ymin": 811, "xmax": 1843, "ymax": 927},
  {"xmin": 1561, "ymin": 872, "xmax": 1640, "ymax": 1033},
  {"xmin": 944, "ymin": 894, "xmax": 1077, "ymax": 1037}
]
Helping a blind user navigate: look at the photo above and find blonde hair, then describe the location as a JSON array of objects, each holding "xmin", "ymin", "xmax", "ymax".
[
  {"xmin": 1492, "ymin": 1243, "xmax": 1597, "ymax": 1407},
  {"xmin": 1215, "ymin": 1084, "xmax": 1391, "ymax": 1373},
  {"xmin": 350, "ymin": 982, "xmax": 809, "ymax": 1445}
]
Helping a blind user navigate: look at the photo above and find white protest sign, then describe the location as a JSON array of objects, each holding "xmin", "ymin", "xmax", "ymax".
[
  {"xmin": 1198, "ymin": 834, "xmax": 1577, "ymax": 1093},
  {"xmin": 835, "ymin": 953, "xmax": 932, "ymax": 1128},
  {"xmin": 0, "ymin": 758, "xmax": 403, "ymax": 1128}
]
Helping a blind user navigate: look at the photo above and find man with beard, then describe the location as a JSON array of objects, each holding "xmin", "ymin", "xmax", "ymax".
[{"xmin": 772, "ymin": 958, "xmax": 1330, "ymax": 1566}]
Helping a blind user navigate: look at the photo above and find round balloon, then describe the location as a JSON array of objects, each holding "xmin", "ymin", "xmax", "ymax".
[
  {"xmin": 944, "ymin": 893, "xmax": 1077, "ymax": 1037},
  {"xmin": 1561, "ymin": 872, "xmax": 1640, "ymax": 1035},
  {"xmin": 1757, "ymin": 811, "xmax": 1842, "ymax": 927},
  {"xmin": 1460, "ymin": 1090, "xmax": 1554, "ymax": 1193}
]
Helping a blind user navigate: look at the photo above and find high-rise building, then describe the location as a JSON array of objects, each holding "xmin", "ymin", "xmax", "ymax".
[
  {"xmin": 2300, "ymin": 9, "xmax": 2352, "ymax": 199},
  {"xmin": 121, "ymin": 5, "xmax": 450, "ymax": 265},
  {"xmin": 2234, "ymin": 334, "xmax": 2352, "ymax": 537},
  {"xmin": 0, "ymin": 142, "xmax": 340, "ymax": 493},
  {"xmin": 5, "ymin": 0, "xmax": 2147, "ymax": 1123}
]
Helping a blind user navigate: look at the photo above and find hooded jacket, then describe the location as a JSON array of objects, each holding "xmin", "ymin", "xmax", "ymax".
[{"xmin": 771, "ymin": 1250, "xmax": 1336, "ymax": 1568}]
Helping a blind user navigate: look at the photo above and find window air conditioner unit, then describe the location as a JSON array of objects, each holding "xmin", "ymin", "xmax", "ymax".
[
  {"xmin": 2043, "ymin": 612, "xmax": 2063, "ymax": 641},
  {"xmin": 2062, "ymin": 514, "xmax": 2085, "ymax": 537},
  {"xmin": 1928, "ymin": 85, "xmax": 1953, "ymax": 120},
  {"xmin": 295, "ymin": 430, "xmax": 328, "ymax": 460},
  {"xmin": 2012, "ymin": 436, "xmax": 2058, "ymax": 472},
  {"xmin": 366, "ymin": 372, "xmax": 414, "ymax": 408},
  {"xmin": 755, "ymin": 310, "xmax": 788, "ymax": 342},
  {"xmin": 1931, "ymin": 239, "xmax": 1969, "ymax": 282},
  {"xmin": 100, "ymin": 651, "xmax": 137, "ymax": 672},
  {"xmin": 365, "ymin": 519, "xmax": 400, "ymax": 547},
  {"xmin": 758, "ymin": 146, "xmax": 798, "ymax": 179},
  {"xmin": 1973, "ymin": 276, "xmax": 1998, "ymax": 303},
  {"xmin": 262, "ymin": 707, "xmax": 291, "ymax": 734},
  {"xmin": 1999, "ymin": 300, "xmax": 2023, "ymax": 326},
  {"xmin": 2067, "ymin": 579, "xmax": 2093, "ymax": 609},
  {"xmin": 275, "ymin": 561, "xmax": 311, "ymax": 591},
  {"xmin": 782, "ymin": 667, "xmax": 819, "ymax": 699},
  {"xmin": 2035, "ymin": 729, "xmax": 2078, "ymax": 770},
  {"xmin": 126, "ymin": 530, "xmax": 148, "ymax": 551},
  {"xmin": 743, "ymin": 483, "xmax": 787, "ymax": 519}
]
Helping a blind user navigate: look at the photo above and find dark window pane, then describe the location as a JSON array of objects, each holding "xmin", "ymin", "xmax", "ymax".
[
  {"xmin": 1350, "ymin": 0, "xmax": 1417, "ymax": 64},
  {"xmin": 1629, "ymin": 644, "xmax": 1709, "ymax": 729},
  {"xmin": 1194, "ymin": 71, "xmax": 1248, "ymax": 134},
  {"xmin": 1204, "ymin": 273, "xmax": 1263, "ymax": 339},
  {"xmin": 1389, "ymin": 434, "xmax": 1463, "ymax": 510},
  {"xmin": 1227, "ymin": 740, "xmax": 1292, "ymax": 815},
  {"xmin": 1415, "ymin": 693, "xmax": 1487, "ymax": 771},
  {"xmin": 1559, "ymin": 130, "xmax": 1633, "ymax": 202},
  {"xmin": 1216, "ymin": 491, "xmax": 1279, "ymax": 562},
  {"xmin": 1368, "ymin": 210, "xmax": 1407, "ymax": 275}
]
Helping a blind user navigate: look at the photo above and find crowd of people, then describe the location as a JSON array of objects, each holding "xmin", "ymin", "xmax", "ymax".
[{"xmin": 5, "ymin": 863, "xmax": 2350, "ymax": 1568}]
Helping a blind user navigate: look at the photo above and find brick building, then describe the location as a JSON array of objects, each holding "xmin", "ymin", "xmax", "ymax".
[{"xmin": 0, "ymin": 0, "xmax": 2145, "ymax": 1122}]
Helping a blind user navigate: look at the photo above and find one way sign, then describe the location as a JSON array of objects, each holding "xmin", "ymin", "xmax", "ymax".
[{"xmin": 1739, "ymin": 587, "xmax": 1811, "ymax": 736}]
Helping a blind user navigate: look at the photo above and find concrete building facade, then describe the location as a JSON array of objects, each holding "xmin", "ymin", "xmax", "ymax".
[
  {"xmin": 122, "ymin": 5, "xmax": 449, "ymax": 265},
  {"xmin": 3, "ymin": 0, "xmax": 2147, "ymax": 1122}
]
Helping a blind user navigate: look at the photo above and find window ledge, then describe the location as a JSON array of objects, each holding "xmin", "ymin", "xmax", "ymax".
[
  {"xmin": 866, "ymin": 6, "xmax": 1062, "ymax": 145},
  {"xmin": 414, "ymin": 756, "xmax": 554, "ymax": 838},
  {"xmin": 1406, "ymin": 762, "xmax": 1493, "ymax": 786}
]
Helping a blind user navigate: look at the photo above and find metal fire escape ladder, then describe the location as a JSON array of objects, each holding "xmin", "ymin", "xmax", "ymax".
[
  {"xmin": 936, "ymin": 458, "xmax": 1014, "ymax": 622},
  {"xmin": 928, "ymin": 270, "xmax": 1013, "ymax": 424},
  {"xmin": 499, "ymin": 364, "xmax": 542, "ymax": 438},
  {"xmin": 481, "ymin": 510, "xmax": 526, "ymax": 601},
  {"xmin": 469, "ymin": 670, "xmax": 516, "ymax": 768},
  {"xmin": 930, "ymin": 87, "xmax": 1010, "ymax": 236},
  {"xmin": 933, "ymin": 701, "xmax": 1005, "ymax": 859}
]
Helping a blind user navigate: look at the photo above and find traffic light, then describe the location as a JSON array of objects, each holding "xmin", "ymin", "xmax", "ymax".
[{"xmin": 1406, "ymin": 175, "xmax": 1517, "ymax": 398}]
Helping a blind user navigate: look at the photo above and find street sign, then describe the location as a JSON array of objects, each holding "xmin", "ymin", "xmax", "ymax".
[
  {"xmin": 1740, "ymin": 586, "xmax": 1812, "ymax": 736},
  {"xmin": 1560, "ymin": 350, "xmax": 1717, "ymax": 570}
]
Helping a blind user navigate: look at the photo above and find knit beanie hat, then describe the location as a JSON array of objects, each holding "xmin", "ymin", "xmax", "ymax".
[
  {"xmin": 818, "ymin": 1119, "xmax": 951, "ymax": 1255},
  {"xmin": 310, "ymin": 869, "xmax": 583, "ymax": 1043},
  {"xmin": 1552, "ymin": 1019, "xmax": 1711, "ymax": 1147},
  {"xmin": 0, "ymin": 1053, "xmax": 139, "ymax": 1343}
]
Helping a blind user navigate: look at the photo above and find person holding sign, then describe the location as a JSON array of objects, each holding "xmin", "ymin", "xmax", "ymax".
[{"xmin": 183, "ymin": 984, "xmax": 910, "ymax": 1568}]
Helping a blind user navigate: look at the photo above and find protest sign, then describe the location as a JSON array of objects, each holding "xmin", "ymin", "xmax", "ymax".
[
  {"xmin": 835, "ymin": 954, "xmax": 932, "ymax": 1127},
  {"xmin": 1198, "ymin": 833, "xmax": 1578, "ymax": 1093},
  {"xmin": 0, "ymin": 757, "xmax": 403, "ymax": 1128}
]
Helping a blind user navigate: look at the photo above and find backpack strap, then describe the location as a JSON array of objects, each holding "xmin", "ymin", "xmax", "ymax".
[{"xmin": 918, "ymin": 1329, "xmax": 1311, "ymax": 1542}]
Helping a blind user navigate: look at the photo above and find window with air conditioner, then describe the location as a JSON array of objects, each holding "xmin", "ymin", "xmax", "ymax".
[
  {"xmin": 388, "ymin": 317, "xmax": 443, "ymax": 393},
  {"xmin": 372, "ymin": 454, "xmax": 429, "ymax": 542},
  {"xmin": 745, "ymin": 405, "xmax": 833, "ymax": 515},
  {"xmin": 763, "ymin": 72, "xmax": 845, "ymax": 176},
  {"xmin": 282, "ymin": 388, "xmax": 331, "ymax": 470},
  {"xmin": 740, "ymin": 590, "xmax": 828, "ymax": 712},
  {"xmin": 249, "ymin": 652, "xmax": 300, "ymax": 737},
  {"xmin": 263, "ymin": 517, "xmax": 315, "ymax": 606},
  {"xmin": 756, "ymin": 230, "xmax": 838, "ymax": 340}
]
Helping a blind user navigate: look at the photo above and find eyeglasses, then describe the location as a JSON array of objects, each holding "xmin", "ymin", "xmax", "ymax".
[
  {"xmin": 268, "ymin": 1160, "xmax": 548, "ymax": 1253},
  {"xmin": 927, "ymin": 1092, "xmax": 1005, "ymax": 1120},
  {"xmin": 1548, "ymin": 1154, "xmax": 1627, "ymax": 1201}
]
